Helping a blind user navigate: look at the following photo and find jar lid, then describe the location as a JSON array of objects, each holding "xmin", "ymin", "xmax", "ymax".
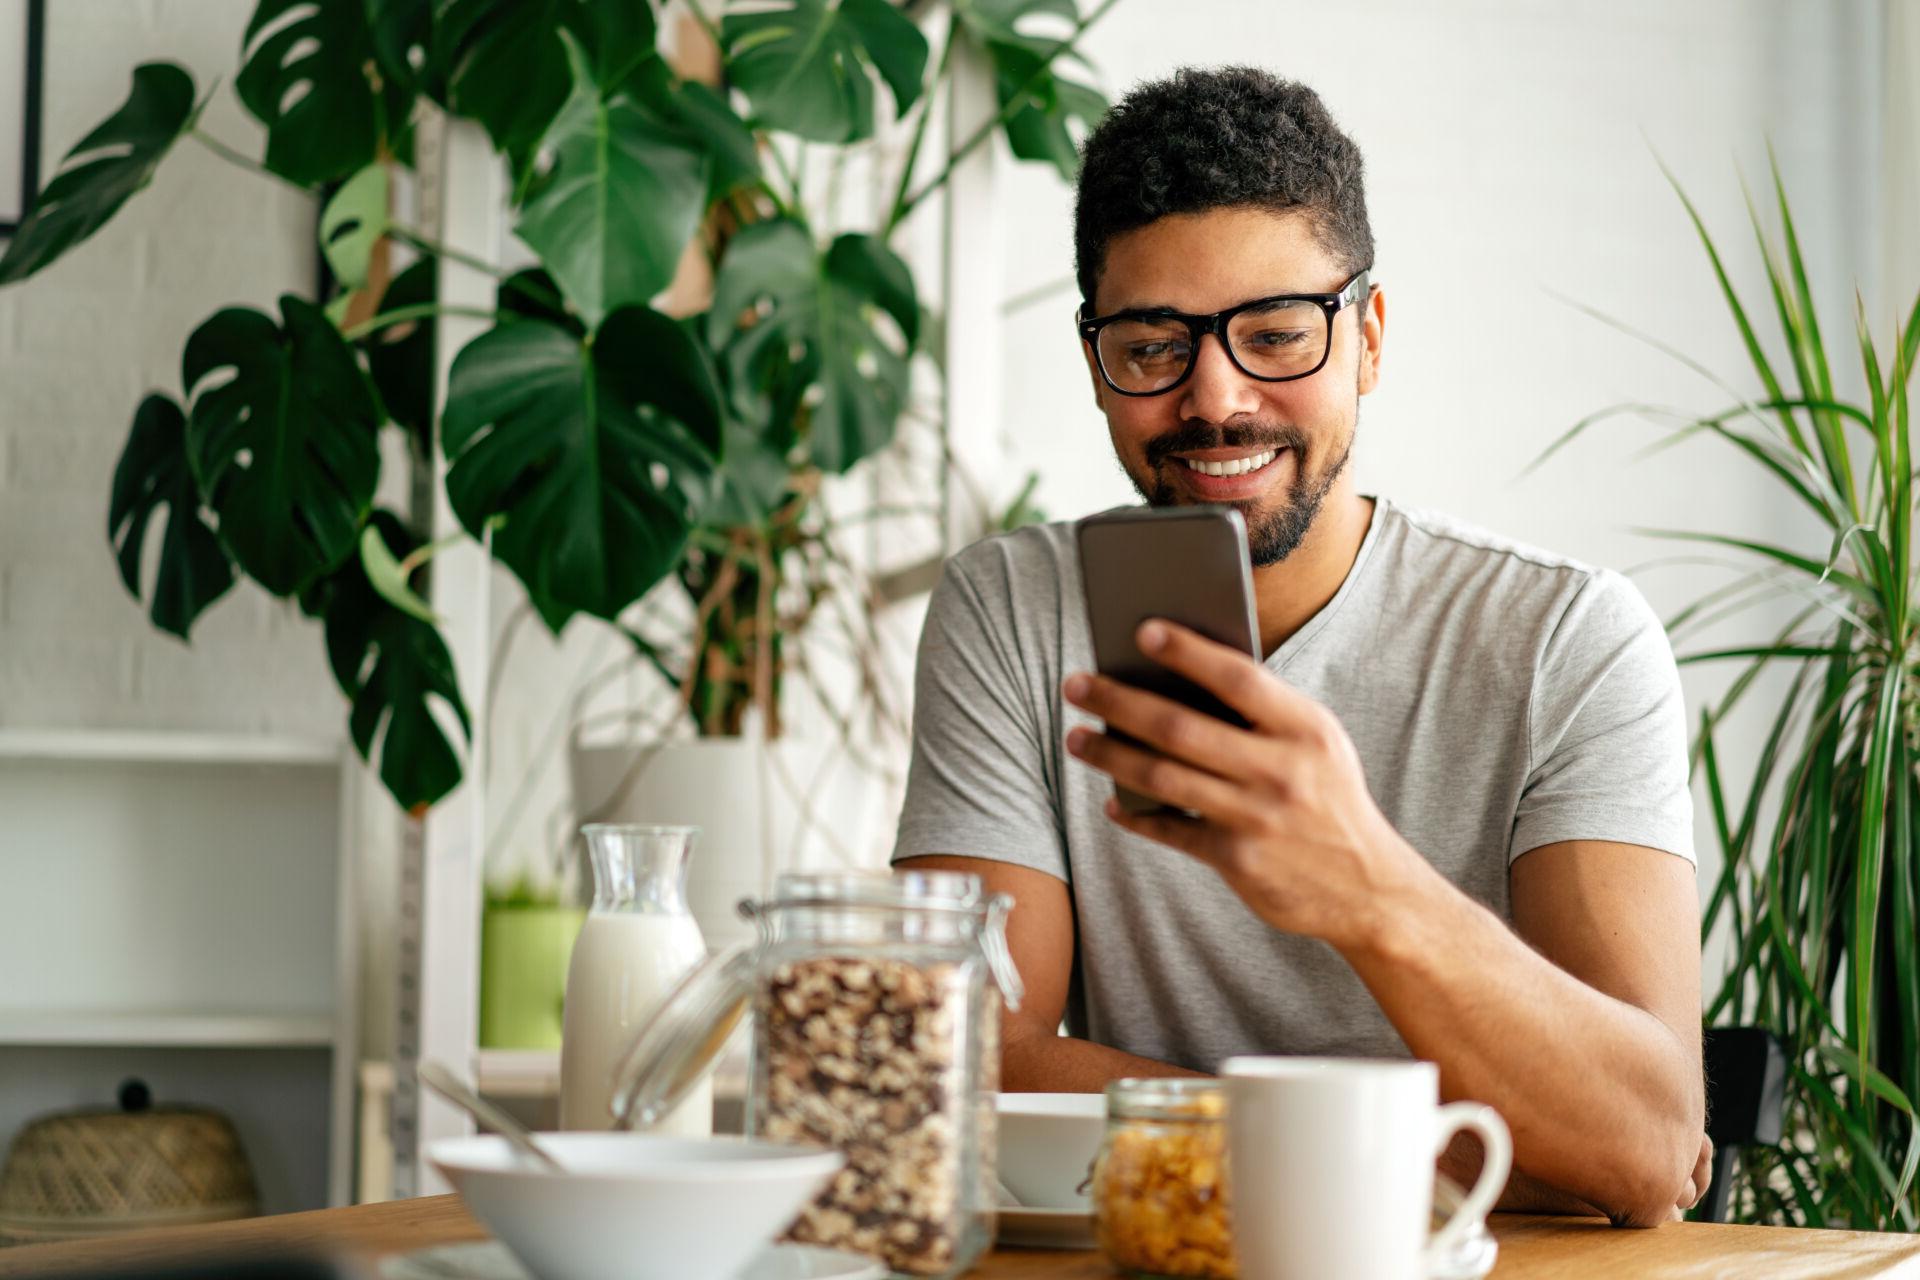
[
  {"xmin": 1105, "ymin": 1077, "xmax": 1224, "ymax": 1122},
  {"xmin": 608, "ymin": 871, "xmax": 1024, "ymax": 1129},
  {"xmin": 608, "ymin": 943, "xmax": 757, "ymax": 1131}
]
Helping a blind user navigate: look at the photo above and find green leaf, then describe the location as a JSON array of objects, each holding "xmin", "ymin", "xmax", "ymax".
[
  {"xmin": 574, "ymin": 0, "xmax": 657, "ymax": 89},
  {"xmin": 987, "ymin": 33, "xmax": 1105, "ymax": 179},
  {"xmin": 623, "ymin": 56, "xmax": 763, "ymax": 201},
  {"xmin": 722, "ymin": 0, "xmax": 928, "ymax": 143},
  {"xmin": 359, "ymin": 524, "xmax": 438, "ymax": 624},
  {"xmin": 0, "ymin": 63, "xmax": 197, "ymax": 286},
  {"xmin": 955, "ymin": 0, "xmax": 1078, "ymax": 41},
  {"xmin": 673, "ymin": 81, "xmax": 764, "ymax": 200},
  {"xmin": 953, "ymin": 0, "xmax": 1106, "ymax": 179},
  {"xmin": 320, "ymin": 164, "xmax": 391, "ymax": 292},
  {"xmin": 708, "ymin": 220, "xmax": 917, "ymax": 473},
  {"xmin": 515, "ymin": 36, "xmax": 711, "ymax": 331},
  {"xmin": 433, "ymin": 0, "xmax": 575, "ymax": 160},
  {"xmin": 441, "ymin": 310, "xmax": 721, "ymax": 623},
  {"xmin": 366, "ymin": 0, "xmax": 432, "ymax": 162},
  {"xmin": 699, "ymin": 417, "xmax": 793, "ymax": 527},
  {"xmin": 360, "ymin": 257, "xmax": 438, "ymax": 453},
  {"xmin": 1661, "ymin": 162, "xmax": 1809, "ymax": 461},
  {"xmin": 106, "ymin": 393, "xmax": 237, "ymax": 639},
  {"xmin": 238, "ymin": 0, "xmax": 387, "ymax": 185},
  {"xmin": 323, "ymin": 511, "xmax": 470, "ymax": 811},
  {"xmin": 183, "ymin": 295, "xmax": 383, "ymax": 595}
]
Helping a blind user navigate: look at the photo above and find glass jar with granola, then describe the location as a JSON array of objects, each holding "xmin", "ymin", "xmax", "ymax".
[
  {"xmin": 608, "ymin": 870, "xmax": 1022, "ymax": 1280},
  {"xmin": 1091, "ymin": 1077, "xmax": 1235, "ymax": 1280}
]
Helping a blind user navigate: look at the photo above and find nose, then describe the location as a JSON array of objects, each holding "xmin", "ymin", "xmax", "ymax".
[{"xmin": 1177, "ymin": 331, "xmax": 1263, "ymax": 424}]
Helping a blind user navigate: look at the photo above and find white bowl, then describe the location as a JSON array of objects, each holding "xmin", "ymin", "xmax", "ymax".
[
  {"xmin": 994, "ymin": 1092, "xmax": 1107, "ymax": 1210},
  {"xmin": 429, "ymin": 1133, "xmax": 843, "ymax": 1280}
]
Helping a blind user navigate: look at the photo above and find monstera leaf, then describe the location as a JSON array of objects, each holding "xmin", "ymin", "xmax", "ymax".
[
  {"xmin": 320, "ymin": 164, "xmax": 391, "ymax": 292},
  {"xmin": 954, "ymin": 0, "xmax": 1106, "ymax": 178},
  {"xmin": 360, "ymin": 258, "xmax": 438, "ymax": 453},
  {"xmin": 708, "ymin": 219, "xmax": 917, "ymax": 474},
  {"xmin": 432, "ymin": 0, "xmax": 575, "ymax": 160},
  {"xmin": 620, "ymin": 55, "xmax": 763, "ymax": 202},
  {"xmin": 722, "ymin": 0, "xmax": 927, "ymax": 142},
  {"xmin": 106, "ymin": 393, "xmax": 236, "ymax": 639},
  {"xmin": 183, "ymin": 296, "xmax": 382, "ymax": 596},
  {"xmin": 0, "ymin": 63, "xmax": 197, "ymax": 285},
  {"xmin": 515, "ymin": 39, "xmax": 710, "ymax": 330},
  {"xmin": 989, "ymin": 35, "xmax": 1106, "ymax": 178},
  {"xmin": 238, "ymin": 0, "xmax": 394, "ymax": 185},
  {"xmin": 323, "ymin": 511, "xmax": 470, "ymax": 811},
  {"xmin": 441, "ymin": 307, "xmax": 722, "ymax": 626}
]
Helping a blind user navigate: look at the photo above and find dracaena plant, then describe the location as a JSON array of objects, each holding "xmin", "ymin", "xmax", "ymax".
[
  {"xmin": 0, "ymin": 0, "xmax": 1116, "ymax": 812},
  {"xmin": 1544, "ymin": 157, "xmax": 1920, "ymax": 1230}
]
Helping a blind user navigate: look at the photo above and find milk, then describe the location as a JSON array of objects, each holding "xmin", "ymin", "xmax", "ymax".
[{"xmin": 560, "ymin": 910, "xmax": 711, "ymax": 1134}]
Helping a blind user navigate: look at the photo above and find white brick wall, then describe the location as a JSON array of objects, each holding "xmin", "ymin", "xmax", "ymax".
[{"xmin": 0, "ymin": 0, "xmax": 344, "ymax": 739}]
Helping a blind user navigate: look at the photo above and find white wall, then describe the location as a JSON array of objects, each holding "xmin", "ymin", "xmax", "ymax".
[
  {"xmin": 0, "ymin": 0, "xmax": 343, "ymax": 737},
  {"xmin": 980, "ymin": 0, "xmax": 1887, "ymax": 977},
  {"xmin": 0, "ymin": 0, "xmax": 406, "ymax": 1082}
]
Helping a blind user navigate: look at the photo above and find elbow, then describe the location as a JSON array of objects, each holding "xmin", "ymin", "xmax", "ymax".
[{"xmin": 1598, "ymin": 1118, "xmax": 1702, "ymax": 1229}]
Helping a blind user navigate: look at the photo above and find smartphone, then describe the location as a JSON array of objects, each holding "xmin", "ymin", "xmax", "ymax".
[{"xmin": 1076, "ymin": 506, "xmax": 1261, "ymax": 814}]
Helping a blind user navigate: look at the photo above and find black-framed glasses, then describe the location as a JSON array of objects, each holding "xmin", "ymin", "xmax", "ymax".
[{"xmin": 1077, "ymin": 269, "xmax": 1372, "ymax": 397}]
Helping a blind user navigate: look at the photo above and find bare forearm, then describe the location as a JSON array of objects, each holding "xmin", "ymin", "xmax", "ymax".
[
  {"xmin": 1343, "ymin": 858, "xmax": 1700, "ymax": 1225},
  {"xmin": 1440, "ymin": 1133, "xmax": 1602, "ymax": 1216},
  {"xmin": 1002, "ymin": 1027, "xmax": 1204, "ymax": 1093}
]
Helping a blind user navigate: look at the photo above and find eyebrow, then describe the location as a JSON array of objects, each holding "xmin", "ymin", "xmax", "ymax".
[{"xmin": 1105, "ymin": 290, "xmax": 1322, "ymax": 317}]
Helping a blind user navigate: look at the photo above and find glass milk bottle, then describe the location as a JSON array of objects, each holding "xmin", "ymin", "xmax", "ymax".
[{"xmin": 560, "ymin": 824, "xmax": 711, "ymax": 1134}]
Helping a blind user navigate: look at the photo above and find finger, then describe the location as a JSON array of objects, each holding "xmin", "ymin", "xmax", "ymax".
[
  {"xmin": 1103, "ymin": 794, "xmax": 1239, "ymax": 864},
  {"xmin": 1137, "ymin": 620, "xmax": 1320, "ymax": 731},
  {"xmin": 1063, "ymin": 671, "xmax": 1255, "ymax": 777},
  {"xmin": 1066, "ymin": 725, "xmax": 1262, "ymax": 826}
]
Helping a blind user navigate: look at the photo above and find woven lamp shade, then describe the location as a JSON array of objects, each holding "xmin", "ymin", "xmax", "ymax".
[{"xmin": 0, "ymin": 1092, "xmax": 260, "ymax": 1245}]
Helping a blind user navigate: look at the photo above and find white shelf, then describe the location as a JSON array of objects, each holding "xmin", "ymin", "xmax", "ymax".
[
  {"xmin": 0, "ymin": 727, "xmax": 342, "ymax": 766},
  {"xmin": 0, "ymin": 1010, "xmax": 337, "ymax": 1048}
]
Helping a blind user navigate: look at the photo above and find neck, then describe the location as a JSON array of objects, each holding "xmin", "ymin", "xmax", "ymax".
[{"xmin": 1250, "ymin": 479, "xmax": 1375, "ymax": 657}]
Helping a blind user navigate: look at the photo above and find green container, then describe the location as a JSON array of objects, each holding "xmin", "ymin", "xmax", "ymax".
[{"xmin": 479, "ymin": 903, "xmax": 586, "ymax": 1049}]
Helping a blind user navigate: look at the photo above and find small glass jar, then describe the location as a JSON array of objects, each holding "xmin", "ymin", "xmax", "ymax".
[
  {"xmin": 1090, "ymin": 1078, "xmax": 1235, "ymax": 1280},
  {"xmin": 608, "ymin": 870, "xmax": 1022, "ymax": 1280}
]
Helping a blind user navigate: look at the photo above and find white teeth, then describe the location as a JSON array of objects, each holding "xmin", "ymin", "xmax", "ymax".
[{"xmin": 1181, "ymin": 448, "xmax": 1278, "ymax": 478}]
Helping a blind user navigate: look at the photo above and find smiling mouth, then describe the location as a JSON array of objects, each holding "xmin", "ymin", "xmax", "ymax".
[{"xmin": 1176, "ymin": 448, "xmax": 1281, "ymax": 477}]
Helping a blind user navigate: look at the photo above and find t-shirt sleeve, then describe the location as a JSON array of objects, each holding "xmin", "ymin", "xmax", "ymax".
[
  {"xmin": 1509, "ymin": 568, "xmax": 1695, "ymax": 864},
  {"xmin": 890, "ymin": 550, "xmax": 1070, "ymax": 881}
]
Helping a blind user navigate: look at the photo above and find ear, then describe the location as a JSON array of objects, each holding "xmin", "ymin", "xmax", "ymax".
[{"xmin": 1356, "ymin": 284, "xmax": 1386, "ymax": 396}]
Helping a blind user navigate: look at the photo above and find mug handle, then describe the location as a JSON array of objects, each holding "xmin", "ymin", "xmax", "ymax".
[{"xmin": 1423, "ymin": 1103, "xmax": 1512, "ymax": 1270}]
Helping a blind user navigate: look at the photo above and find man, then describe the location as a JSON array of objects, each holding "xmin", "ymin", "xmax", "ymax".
[{"xmin": 893, "ymin": 67, "xmax": 1712, "ymax": 1226}]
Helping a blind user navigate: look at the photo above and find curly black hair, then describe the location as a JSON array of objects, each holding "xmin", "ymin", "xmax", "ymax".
[{"xmin": 1073, "ymin": 67, "xmax": 1374, "ymax": 309}]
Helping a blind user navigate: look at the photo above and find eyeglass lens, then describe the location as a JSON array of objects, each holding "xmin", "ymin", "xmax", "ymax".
[{"xmin": 1096, "ymin": 298, "xmax": 1329, "ymax": 394}]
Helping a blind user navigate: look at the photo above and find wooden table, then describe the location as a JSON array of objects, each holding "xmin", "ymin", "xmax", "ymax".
[{"xmin": 0, "ymin": 1195, "xmax": 1916, "ymax": 1279}]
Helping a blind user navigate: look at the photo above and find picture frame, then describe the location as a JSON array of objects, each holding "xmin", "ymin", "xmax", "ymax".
[{"xmin": 0, "ymin": 0, "xmax": 47, "ymax": 237}]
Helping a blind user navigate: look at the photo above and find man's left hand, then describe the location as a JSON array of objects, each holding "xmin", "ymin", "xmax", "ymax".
[{"xmin": 1063, "ymin": 619, "xmax": 1421, "ymax": 951}]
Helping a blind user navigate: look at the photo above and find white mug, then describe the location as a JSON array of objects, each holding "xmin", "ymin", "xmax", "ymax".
[{"xmin": 1221, "ymin": 1057, "xmax": 1512, "ymax": 1280}]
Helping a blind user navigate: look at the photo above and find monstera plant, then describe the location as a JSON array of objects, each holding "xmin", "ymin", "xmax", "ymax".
[{"xmin": 0, "ymin": 0, "xmax": 1115, "ymax": 811}]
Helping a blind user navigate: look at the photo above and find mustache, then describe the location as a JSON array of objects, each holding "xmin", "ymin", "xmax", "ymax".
[{"xmin": 1143, "ymin": 421, "xmax": 1306, "ymax": 470}]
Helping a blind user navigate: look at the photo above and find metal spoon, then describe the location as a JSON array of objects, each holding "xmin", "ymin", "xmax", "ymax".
[{"xmin": 417, "ymin": 1059, "xmax": 567, "ymax": 1174}]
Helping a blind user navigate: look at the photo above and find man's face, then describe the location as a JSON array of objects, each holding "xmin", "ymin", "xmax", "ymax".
[{"xmin": 1083, "ymin": 206, "xmax": 1384, "ymax": 565}]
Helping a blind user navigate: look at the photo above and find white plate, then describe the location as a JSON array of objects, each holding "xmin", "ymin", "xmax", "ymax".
[
  {"xmin": 381, "ymin": 1240, "xmax": 886, "ymax": 1280},
  {"xmin": 995, "ymin": 1206, "xmax": 1096, "ymax": 1250}
]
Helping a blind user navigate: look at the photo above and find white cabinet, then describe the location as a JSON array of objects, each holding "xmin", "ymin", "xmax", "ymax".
[{"xmin": 0, "ymin": 729, "xmax": 360, "ymax": 1211}]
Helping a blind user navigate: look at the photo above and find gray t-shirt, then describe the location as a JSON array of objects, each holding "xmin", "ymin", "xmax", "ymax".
[{"xmin": 891, "ymin": 495, "xmax": 1694, "ymax": 1071}]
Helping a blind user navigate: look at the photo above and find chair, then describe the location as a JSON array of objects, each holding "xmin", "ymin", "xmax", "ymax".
[{"xmin": 1698, "ymin": 1026, "xmax": 1788, "ymax": 1223}]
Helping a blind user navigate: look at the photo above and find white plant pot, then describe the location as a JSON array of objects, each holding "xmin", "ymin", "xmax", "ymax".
[{"xmin": 568, "ymin": 735, "xmax": 876, "ymax": 951}]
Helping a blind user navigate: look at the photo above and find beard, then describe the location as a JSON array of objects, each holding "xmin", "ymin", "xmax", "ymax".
[{"xmin": 1127, "ymin": 417, "xmax": 1355, "ymax": 566}]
